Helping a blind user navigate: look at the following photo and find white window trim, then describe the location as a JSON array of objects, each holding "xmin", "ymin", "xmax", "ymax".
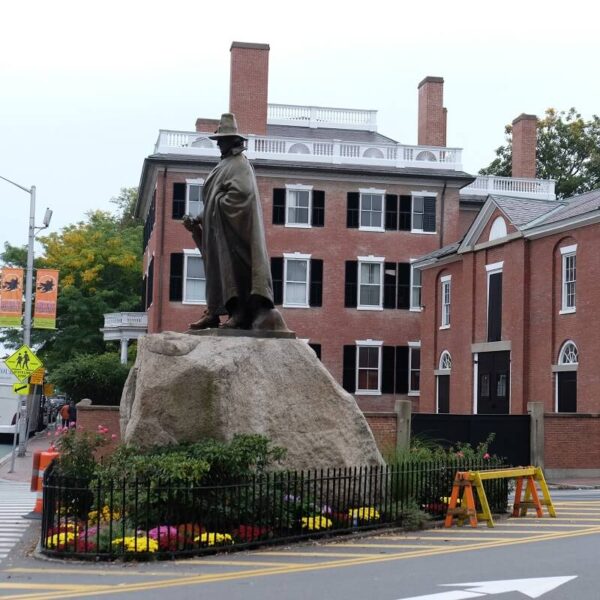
[
  {"xmin": 282, "ymin": 252, "xmax": 311, "ymax": 308},
  {"xmin": 182, "ymin": 248, "xmax": 206, "ymax": 305},
  {"xmin": 440, "ymin": 275, "xmax": 451, "ymax": 329},
  {"xmin": 285, "ymin": 183, "xmax": 313, "ymax": 229},
  {"xmin": 355, "ymin": 339, "xmax": 383, "ymax": 395},
  {"xmin": 408, "ymin": 341, "xmax": 421, "ymax": 397},
  {"xmin": 411, "ymin": 191, "xmax": 437, "ymax": 235},
  {"xmin": 560, "ymin": 246, "xmax": 577, "ymax": 314},
  {"xmin": 409, "ymin": 261, "xmax": 422, "ymax": 312},
  {"xmin": 185, "ymin": 178, "xmax": 204, "ymax": 216},
  {"xmin": 359, "ymin": 188, "xmax": 385, "ymax": 232},
  {"xmin": 357, "ymin": 255, "xmax": 385, "ymax": 311}
]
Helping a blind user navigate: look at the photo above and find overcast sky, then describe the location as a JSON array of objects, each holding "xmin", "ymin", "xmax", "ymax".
[{"xmin": 1, "ymin": 0, "xmax": 599, "ymax": 254}]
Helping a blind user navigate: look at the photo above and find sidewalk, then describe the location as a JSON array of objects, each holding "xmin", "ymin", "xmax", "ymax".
[{"xmin": 0, "ymin": 433, "xmax": 54, "ymax": 483}]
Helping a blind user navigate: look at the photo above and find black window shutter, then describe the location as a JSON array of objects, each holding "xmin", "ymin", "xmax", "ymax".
[
  {"xmin": 381, "ymin": 346, "xmax": 396, "ymax": 393},
  {"xmin": 395, "ymin": 346, "xmax": 409, "ymax": 394},
  {"xmin": 487, "ymin": 272, "xmax": 503, "ymax": 342},
  {"xmin": 147, "ymin": 259, "xmax": 154, "ymax": 307},
  {"xmin": 397, "ymin": 263, "xmax": 411, "ymax": 309},
  {"xmin": 343, "ymin": 345, "xmax": 357, "ymax": 393},
  {"xmin": 309, "ymin": 259, "xmax": 323, "ymax": 307},
  {"xmin": 312, "ymin": 190, "xmax": 325, "ymax": 227},
  {"xmin": 172, "ymin": 183, "xmax": 186, "ymax": 219},
  {"xmin": 272, "ymin": 188, "xmax": 286, "ymax": 225},
  {"xmin": 169, "ymin": 253, "xmax": 183, "ymax": 301},
  {"xmin": 141, "ymin": 275, "xmax": 147, "ymax": 311},
  {"xmin": 344, "ymin": 261, "xmax": 358, "ymax": 307},
  {"xmin": 347, "ymin": 192, "xmax": 359, "ymax": 228},
  {"xmin": 423, "ymin": 196, "xmax": 436, "ymax": 232},
  {"xmin": 271, "ymin": 257, "xmax": 284, "ymax": 305},
  {"xmin": 308, "ymin": 343, "xmax": 322, "ymax": 360},
  {"xmin": 399, "ymin": 195, "xmax": 412, "ymax": 231},
  {"xmin": 385, "ymin": 194, "xmax": 398, "ymax": 230},
  {"xmin": 383, "ymin": 262, "xmax": 397, "ymax": 309}
]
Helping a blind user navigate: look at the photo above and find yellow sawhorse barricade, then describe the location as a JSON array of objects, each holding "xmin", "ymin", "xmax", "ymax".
[{"xmin": 444, "ymin": 466, "xmax": 556, "ymax": 528}]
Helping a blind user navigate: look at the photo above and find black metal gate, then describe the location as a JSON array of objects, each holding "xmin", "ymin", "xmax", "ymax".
[{"xmin": 411, "ymin": 414, "xmax": 530, "ymax": 466}]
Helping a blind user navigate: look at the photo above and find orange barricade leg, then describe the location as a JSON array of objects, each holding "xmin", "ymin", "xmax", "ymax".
[{"xmin": 512, "ymin": 476, "xmax": 525, "ymax": 517}]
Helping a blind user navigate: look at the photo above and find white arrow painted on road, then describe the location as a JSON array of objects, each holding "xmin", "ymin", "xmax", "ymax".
[{"xmin": 396, "ymin": 576, "xmax": 577, "ymax": 600}]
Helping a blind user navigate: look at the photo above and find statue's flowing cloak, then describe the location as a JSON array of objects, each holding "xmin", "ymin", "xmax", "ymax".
[{"xmin": 202, "ymin": 147, "xmax": 274, "ymax": 313}]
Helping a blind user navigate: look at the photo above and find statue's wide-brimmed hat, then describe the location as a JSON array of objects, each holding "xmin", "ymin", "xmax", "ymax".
[{"xmin": 209, "ymin": 113, "xmax": 247, "ymax": 140}]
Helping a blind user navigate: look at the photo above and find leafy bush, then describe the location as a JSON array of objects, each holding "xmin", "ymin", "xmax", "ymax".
[{"xmin": 49, "ymin": 352, "xmax": 130, "ymax": 405}]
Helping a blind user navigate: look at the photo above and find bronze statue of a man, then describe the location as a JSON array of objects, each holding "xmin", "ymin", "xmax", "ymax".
[{"xmin": 183, "ymin": 113, "xmax": 288, "ymax": 332}]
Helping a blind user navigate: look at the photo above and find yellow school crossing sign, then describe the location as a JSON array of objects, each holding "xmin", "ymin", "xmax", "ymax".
[{"xmin": 5, "ymin": 345, "xmax": 43, "ymax": 382}]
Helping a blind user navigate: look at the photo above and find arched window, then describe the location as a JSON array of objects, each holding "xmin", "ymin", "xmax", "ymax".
[
  {"xmin": 439, "ymin": 350, "xmax": 452, "ymax": 371},
  {"xmin": 489, "ymin": 216, "xmax": 507, "ymax": 241},
  {"xmin": 559, "ymin": 341, "xmax": 578, "ymax": 365},
  {"xmin": 288, "ymin": 143, "xmax": 310, "ymax": 154},
  {"xmin": 556, "ymin": 341, "xmax": 578, "ymax": 413},
  {"xmin": 363, "ymin": 147, "xmax": 384, "ymax": 159}
]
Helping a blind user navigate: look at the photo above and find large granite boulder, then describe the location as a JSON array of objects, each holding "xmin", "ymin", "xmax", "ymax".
[{"xmin": 120, "ymin": 332, "xmax": 384, "ymax": 470}]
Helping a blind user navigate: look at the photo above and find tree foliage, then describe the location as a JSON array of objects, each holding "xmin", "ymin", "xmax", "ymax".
[
  {"xmin": 0, "ymin": 187, "xmax": 142, "ymax": 373},
  {"xmin": 480, "ymin": 108, "xmax": 600, "ymax": 199}
]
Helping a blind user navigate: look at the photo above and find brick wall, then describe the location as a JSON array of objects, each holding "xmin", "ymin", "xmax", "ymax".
[
  {"xmin": 418, "ymin": 76, "xmax": 446, "ymax": 147},
  {"xmin": 76, "ymin": 403, "xmax": 121, "ymax": 459},
  {"xmin": 512, "ymin": 114, "xmax": 537, "ymax": 179},
  {"xmin": 544, "ymin": 414, "xmax": 600, "ymax": 469},
  {"xmin": 364, "ymin": 413, "xmax": 397, "ymax": 456}
]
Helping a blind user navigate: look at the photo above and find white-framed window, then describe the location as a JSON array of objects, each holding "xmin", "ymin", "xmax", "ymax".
[
  {"xmin": 440, "ymin": 275, "xmax": 451, "ymax": 328},
  {"xmin": 356, "ymin": 339, "xmax": 382, "ymax": 394},
  {"xmin": 183, "ymin": 249, "xmax": 206, "ymax": 304},
  {"xmin": 359, "ymin": 188, "xmax": 385, "ymax": 231},
  {"xmin": 283, "ymin": 252, "xmax": 310, "ymax": 307},
  {"xmin": 560, "ymin": 244, "xmax": 577, "ymax": 314},
  {"xmin": 489, "ymin": 216, "xmax": 508, "ymax": 241},
  {"xmin": 186, "ymin": 178, "xmax": 204, "ymax": 218},
  {"xmin": 439, "ymin": 350, "xmax": 452, "ymax": 371},
  {"xmin": 555, "ymin": 340, "xmax": 578, "ymax": 413},
  {"xmin": 408, "ymin": 341, "xmax": 421, "ymax": 395},
  {"xmin": 559, "ymin": 340, "xmax": 579, "ymax": 365},
  {"xmin": 285, "ymin": 184, "xmax": 312, "ymax": 227},
  {"xmin": 358, "ymin": 256, "xmax": 384, "ymax": 310},
  {"xmin": 410, "ymin": 263, "xmax": 422, "ymax": 310},
  {"xmin": 411, "ymin": 192, "xmax": 436, "ymax": 234}
]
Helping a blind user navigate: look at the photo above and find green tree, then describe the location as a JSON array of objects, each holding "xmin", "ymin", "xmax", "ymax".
[
  {"xmin": 0, "ymin": 188, "xmax": 143, "ymax": 372},
  {"xmin": 480, "ymin": 108, "xmax": 600, "ymax": 199}
]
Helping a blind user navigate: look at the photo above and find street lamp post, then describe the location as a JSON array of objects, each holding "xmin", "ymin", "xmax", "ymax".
[{"xmin": 0, "ymin": 175, "xmax": 51, "ymax": 465}]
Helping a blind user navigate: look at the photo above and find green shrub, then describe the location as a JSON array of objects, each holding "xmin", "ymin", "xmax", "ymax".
[{"xmin": 48, "ymin": 352, "xmax": 130, "ymax": 406}]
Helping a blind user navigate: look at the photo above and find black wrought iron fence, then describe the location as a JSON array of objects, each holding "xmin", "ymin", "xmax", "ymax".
[{"xmin": 41, "ymin": 459, "xmax": 509, "ymax": 559}]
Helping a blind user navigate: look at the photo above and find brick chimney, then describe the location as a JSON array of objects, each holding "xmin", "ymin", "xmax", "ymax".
[
  {"xmin": 229, "ymin": 41, "xmax": 270, "ymax": 136},
  {"xmin": 418, "ymin": 76, "xmax": 446, "ymax": 147},
  {"xmin": 512, "ymin": 114, "xmax": 537, "ymax": 179},
  {"xmin": 195, "ymin": 118, "xmax": 220, "ymax": 133}
]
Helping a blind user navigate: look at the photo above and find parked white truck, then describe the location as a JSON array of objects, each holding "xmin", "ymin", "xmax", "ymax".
[{"xmin": 0, "ymin": 360, "xmax": 19, "ymax": 435}]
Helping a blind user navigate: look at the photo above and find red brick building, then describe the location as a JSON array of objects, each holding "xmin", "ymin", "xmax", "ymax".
[
  {"xmin": 135, "ymin": 42, "xmax": 555, "ymax": 415},
  {"xmin": 416, "ymin": 188, "xmax": 600, "ymax": 415}
]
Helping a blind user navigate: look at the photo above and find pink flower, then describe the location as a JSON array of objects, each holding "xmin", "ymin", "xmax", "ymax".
[
  {"xmin": 483, "ymin": 453, "xmax": 491, "ymax": 460},
  {"xmin": 456, "ymin": 451, "xmax": 464, "ymax": 457},
  {"xmin": 111, "ymin": 434, "xmax": 117, "ymax": 440},
  {"xmin": 47, "ymin": 432, "xmax": 52, "ymax": 437}
]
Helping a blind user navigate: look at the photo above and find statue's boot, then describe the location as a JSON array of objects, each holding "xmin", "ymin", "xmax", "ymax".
[
  {"xmin": 189, "ymin": 310, "xmax": 220, "ymax": 330},
  {"xmin": 219, "ymin": 311, "xmax": 248, "ymax": 329},
  {"xmin": 251, "ymin": 307, "xmax": 291, "ymax": 332}
]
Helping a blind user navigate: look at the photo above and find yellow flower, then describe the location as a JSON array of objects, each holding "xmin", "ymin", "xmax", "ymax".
[
  {"xmin": 193, "ymin": 532, "xmax": 234, "ymax": 546},
  {"xmin": 348, "ymin": 507, "xmax": 380, "ymax": 521},
  {"xmin": 88, "ymin": 506, "xmax": 121, "ymax": 524},
  {"xmin": 111, "ymin": 536, "xmax": 159, "ymax": 553},
  {"xmin": 46, "ymin": 531, "xmax": 76, "ymax": 547},
  {"xmin": 301, "ymin": 516, "xmax": 333, "ymax": 531}
]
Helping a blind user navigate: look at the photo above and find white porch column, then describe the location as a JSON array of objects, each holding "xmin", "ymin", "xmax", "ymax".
[{"xmin": 120, "ymin": 338, "xmax": 128, "ymax": 364}]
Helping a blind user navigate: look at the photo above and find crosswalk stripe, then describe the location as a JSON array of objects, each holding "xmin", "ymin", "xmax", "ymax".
[{"xmin": 0, "ymin": 479, "xmax": 35, "ymax": 564}]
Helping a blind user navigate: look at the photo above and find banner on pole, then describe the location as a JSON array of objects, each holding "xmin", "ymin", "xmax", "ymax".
[
  {"xmin": 33, "ymin": 269, "xmax": 59, "ymax": 329},
  {"xmin": 0, "ymin": 268, "xmax": 24, "ymax": 327}
]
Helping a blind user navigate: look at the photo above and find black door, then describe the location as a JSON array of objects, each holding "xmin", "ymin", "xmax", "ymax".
[
  {"xmin": 477, "ymin": 351, "xmax": 510, "ymax": 414},
  {"xmin": 437, "ymin": 375, "xmax": 450, "ymax": 413},
  {"xmin": 557, "ymin": 371, "xmax": 577, "ymax": 412}
]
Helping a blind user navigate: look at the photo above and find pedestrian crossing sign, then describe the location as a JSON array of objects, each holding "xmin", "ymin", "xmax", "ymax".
[{"xmin": 5, "ymin": 345, "xmax": 44, "ymax": 382}]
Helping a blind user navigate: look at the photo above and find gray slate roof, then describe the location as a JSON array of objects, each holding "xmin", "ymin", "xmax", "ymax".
[
  {"xmin": 490, "ymin": 195, "xmax": 562, "ymax": 227},
  {"xmin": 535, "ymin": 188, "xmax": 600, "ymax": 226},
  {"xmin": 413, "ymin": 241, "xmax": 462, "ymax": 265},
  {"xmin": 266, "ymin": 124, "xmax": 398, "ymax": 145}
]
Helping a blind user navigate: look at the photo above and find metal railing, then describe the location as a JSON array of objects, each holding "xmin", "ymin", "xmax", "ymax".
[{"xmin": 41, "ymin": 459, "xmax": 508, "ymax": 559}]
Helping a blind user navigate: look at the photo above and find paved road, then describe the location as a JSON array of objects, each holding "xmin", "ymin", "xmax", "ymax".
[
  {"xmin": 0, "ymin": 479, "xmax": 35, "ymax": 564},
  {"xmin": 0, "ymin": 491, "xmax": 598, "ymax": 599}
]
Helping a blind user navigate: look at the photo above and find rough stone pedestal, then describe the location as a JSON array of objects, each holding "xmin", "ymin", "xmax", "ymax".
[{"xmin": 120, "ymin": 332, "xmax": 384, "ymax": 470}]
